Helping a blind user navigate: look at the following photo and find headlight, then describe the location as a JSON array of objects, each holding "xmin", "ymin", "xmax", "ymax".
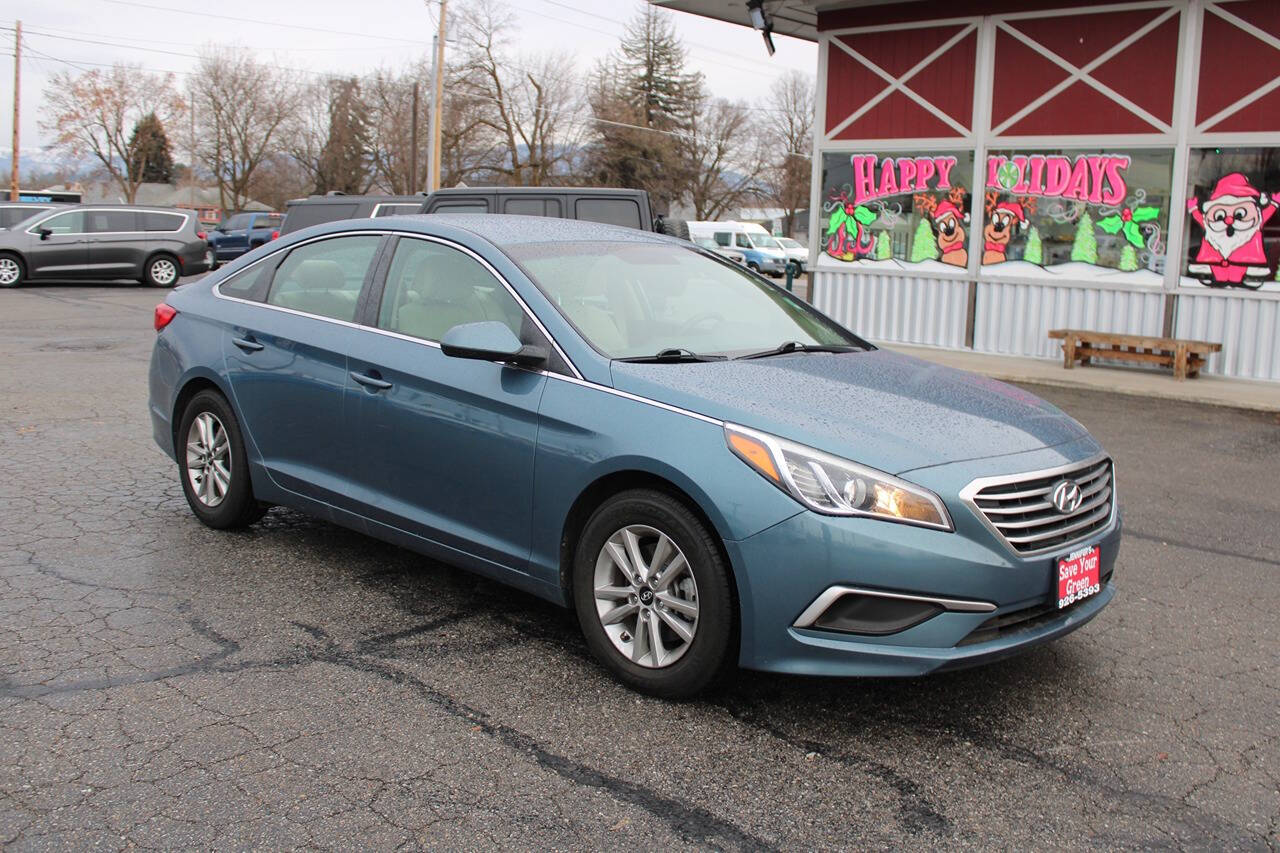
[{"xmin": 725, "ymin": 424, "xmax": 953, "ymax": 530}]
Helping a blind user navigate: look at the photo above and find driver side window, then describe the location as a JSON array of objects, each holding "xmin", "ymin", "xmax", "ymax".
[
  {"xmin": 32, "ymin": 211, "xmax": 84, "ymax": 235},
  {"xmin": 735, "ymin": 233, "xmax": 751, "ymax": 249}
]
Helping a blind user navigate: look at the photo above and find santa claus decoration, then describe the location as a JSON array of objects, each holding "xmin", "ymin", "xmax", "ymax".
[{"xmin": 1186, "ymin": 172, "xmax": 1276, "ymax": 288}]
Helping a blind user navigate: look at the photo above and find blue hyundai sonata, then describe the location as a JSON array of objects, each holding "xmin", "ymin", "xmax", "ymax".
[{"xmin": 149, "ymin": 215, "xmax": 1119, "ymax": 697}]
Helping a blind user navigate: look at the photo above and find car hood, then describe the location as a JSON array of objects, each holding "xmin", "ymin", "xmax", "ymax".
[{"xmin": 609, "ymin": 349, "xmax": 1089, "ymax": 475}]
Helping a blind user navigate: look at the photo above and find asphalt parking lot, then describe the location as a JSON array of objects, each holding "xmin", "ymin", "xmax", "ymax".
[{"xmin": 2, "ymin": 281, "xmax": 1277, "ymax": 850}]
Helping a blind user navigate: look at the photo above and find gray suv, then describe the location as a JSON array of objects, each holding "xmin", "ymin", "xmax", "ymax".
[{"xmin": 0, "ymin": 204, "xmax": 211, "ymax": 288}]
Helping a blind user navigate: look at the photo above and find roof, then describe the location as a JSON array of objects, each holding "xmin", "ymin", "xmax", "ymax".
[
  {"xmin": 80, "ymin": 181, "xmax": 271, "ymax": 211},
  {"xmin": 648, "ymin": 0, "xmax": 929, "ymax": 41},
  {"xmin": 384, "ymin": 213, "xmax": 671, "ymax": 247}
]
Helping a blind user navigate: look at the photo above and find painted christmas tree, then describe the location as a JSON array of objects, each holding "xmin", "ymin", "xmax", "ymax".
[
  {"xmin": 1118, "ymin": 244, "xmax": 1139, "ymax": 272},
  {"xmin": 1023, "ymin": 225, "xmax": 1043, "ymax": 265},
  {"xmin": 874, "ymin": 231, "xmax": 891, "ymax": 260},
  {"xmin": 909, "ymin": 217, "xmax": 939, "ymax": 263},
  {"xmin": 1071, "ymin": 212, "xmax": 1097, "ymax": 264}
]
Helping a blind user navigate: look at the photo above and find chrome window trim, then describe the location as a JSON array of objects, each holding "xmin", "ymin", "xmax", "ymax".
[
  {"xmin": 546, "ymin": 373, "xmax": 723, "ymax": 426},
  {"xmin": 211, "ymin": 229, "xmax": 584, "ymax": 380},
  {"xmin": 958, "ymin": 452, "xmax": 1116, "ymax": 558},
  {"xmin": 24, "ymin": 207, "xmax": 190, "ymax": 236},
  {"xmin": 793, "ymin": 585, "xmax": 996, "ymax": 629}
]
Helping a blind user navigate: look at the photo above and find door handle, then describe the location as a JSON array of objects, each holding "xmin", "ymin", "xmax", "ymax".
[
  {"xmin": 231, "ymin": 337, "xmax": 264, "ymax": 352},
  {"xmin": 350, "ymin": 370, "xmax": 393, "ymax": 391}
]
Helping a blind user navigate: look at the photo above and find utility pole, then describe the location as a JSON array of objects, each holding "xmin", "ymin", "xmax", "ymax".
[
  {"xmin": 410, "ymin": 81, "xmax": 419, "ymax": 192},
  {"xmin": 428, "ymin": 0, "xmax": 447, "ymax": 192},
  {"xmin": 10, "ymin": 21, "xmax": 20, "ymax": 202}
]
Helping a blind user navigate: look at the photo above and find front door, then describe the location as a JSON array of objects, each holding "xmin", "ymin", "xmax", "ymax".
[
  {"xmin": 25, "ymin": 210, "xmax": 88, "ymax": 278},
  {"xmin": 345, "ymin": 235, "xmax": 547, "ymax": 570},
  {"xmin": 221, "ymin": 233, "xmax": 384, "ymax": 507}
]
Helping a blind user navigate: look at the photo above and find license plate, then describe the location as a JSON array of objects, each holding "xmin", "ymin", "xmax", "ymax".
[{"xmin": 1056, "ymin": 545, "xmax": 1101, "ymax": 609}]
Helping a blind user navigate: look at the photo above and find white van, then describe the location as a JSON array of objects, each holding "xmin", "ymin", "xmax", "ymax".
[{"xmin": 686, "ymin": 221, "xmax": 790, "ymax": 277}]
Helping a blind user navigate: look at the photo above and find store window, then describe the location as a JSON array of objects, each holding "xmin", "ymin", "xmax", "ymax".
[
  {"xmin": 1181, "ymin": 147, "xmax": 1279, "ymax": 292},
  {"xmin": 820, "ymin": 151, "xmax": 975, "ymax": 270},
  {"xmin": 981, "ymin": 149, "xmax": 1174, "ymax": 284}
]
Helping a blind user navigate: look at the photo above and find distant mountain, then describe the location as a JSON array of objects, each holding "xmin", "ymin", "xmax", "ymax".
[{"xmin": 0, "ymin": 148, "xmax": 99, "ymax": 182}]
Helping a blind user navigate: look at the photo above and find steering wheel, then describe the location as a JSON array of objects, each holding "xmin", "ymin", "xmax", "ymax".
[{"xmin": 678, "ymin": 312, "xmax": 724, "ymax": 332}]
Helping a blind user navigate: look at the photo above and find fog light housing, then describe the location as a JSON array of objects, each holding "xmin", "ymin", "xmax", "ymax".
[{"xmin": 811, "ymin": 593, "xmax": 942, "ymax": 635}]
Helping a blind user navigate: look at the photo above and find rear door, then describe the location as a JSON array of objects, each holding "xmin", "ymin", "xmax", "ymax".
[
  {"xmin": 84, "ymin": 209, "xmax": 141, "ymax": 278},
  {"xmin": 24, "ymin": 210, "xmax": 88, "ymax": 278},
  {"xmin": 344, "ymin": 234, "xmax": 548, "ymax": 569},
  {"xmin": 221, "ymin": 232, "xmax": 385, "ymax": 507},
  {"xmin": 501, "ymin": 196, "xmax": 562, "ymax": 219}
]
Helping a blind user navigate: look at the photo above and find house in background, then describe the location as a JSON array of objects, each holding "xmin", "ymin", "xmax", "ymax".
[{"xmin": 654, "ymin": 0, "xmax": 1280, "ymax": 383}]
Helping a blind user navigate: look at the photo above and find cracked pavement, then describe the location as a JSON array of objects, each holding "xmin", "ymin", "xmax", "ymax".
[{"xmin": 2, "ymin": 282, "xmax": 1277, "ymax": 850}]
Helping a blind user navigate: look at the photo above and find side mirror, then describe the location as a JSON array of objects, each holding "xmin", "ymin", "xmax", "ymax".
[
  {"xmin": 440, "ymin": 321, "xmax": 547, "ymax": 367},
  {"xmin": 38, "ymin": 228, "xmax": 52, "ymax": 241}
]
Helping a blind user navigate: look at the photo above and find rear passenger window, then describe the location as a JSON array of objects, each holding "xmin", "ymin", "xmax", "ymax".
[
  {"xmin": 575, "ymin": 198, "xmax": 642, "ymax": 229},
  {"xmin": 503, "ymin": 198, "xmax": 562, "ymax": 217},
  {"xmin": 86, "ymin": 210, "xmax": 137, "ymax": 233},
  {"xmin": 713, "ymin": 232, "xmax": 731, "ymax": 247},
  {"xmin": 377, "ymin": 238, "xmax": 524, "ymax": 343},
  {"xmin": 266, "ymin": 236, "xmax": 380, "ymax": 322},
  {"xmin": 141, "ymin": 212, "xmax": 185, "ymax": 232}
]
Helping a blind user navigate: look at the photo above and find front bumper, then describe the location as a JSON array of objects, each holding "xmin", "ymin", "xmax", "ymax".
[{"xmin": 726, "ymin": 439, "xmax": 1121, "ymax": 676}]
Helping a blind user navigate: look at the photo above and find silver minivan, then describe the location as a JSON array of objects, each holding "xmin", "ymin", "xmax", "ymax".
[{"xmin": 0, "ymin": 204, "xmax": 211, "ymax": 288}]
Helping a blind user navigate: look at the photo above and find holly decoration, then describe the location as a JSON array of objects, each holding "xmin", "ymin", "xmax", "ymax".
[
  {"xmin": 827, "ymin": 202, "xmax": 876, "ymax": 237},
  {"xmin": 1097, "ymin": 205, "xmax": 1159, "ymax": 248}
]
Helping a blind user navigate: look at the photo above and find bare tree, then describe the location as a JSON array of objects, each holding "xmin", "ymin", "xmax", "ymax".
[
  {"xmin": 191, "ymin": 49, "xmax": 298, "ymax": 213},
  {"xmin": 41, "ymin": 64, "xmax": 184, "ymax": 203},
  {"xmin": 762, "ymin": 70, "xmax": 814, "ymax": 237},
  {"xmin": 454, "ymin": 0, "xmax": 584, "ymax": 186},
  {"xmin": 364, "ymin": 64, "xmax": 429, "ymax": 194},
  {"xmin": 684, "ymin": 95, "xmax": 766, "ymax": 221}
]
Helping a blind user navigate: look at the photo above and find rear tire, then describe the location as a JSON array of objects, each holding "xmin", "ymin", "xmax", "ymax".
[
  {"xmin": 145, "ymin": 253, "xmax": 180, "ymax": 288},
  {"xmin": 0, "ymin": 253, "xmax": 24, "ymax": 288},
  {"xmin": 573, "ymin": 489, "xmax": 735, "ymax": 699},
  {"xmin": 176, "ymin": 390, "xmax": 266, "ymax": 529}
]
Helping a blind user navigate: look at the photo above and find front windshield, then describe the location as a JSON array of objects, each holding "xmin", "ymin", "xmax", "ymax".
[
  {"xmin": 777, "ymin": 237, "xmax": 801, "ymax": 249},
  {"xmin": 509, "ymin": 241, "xmax": 862, "ymax": 359}
]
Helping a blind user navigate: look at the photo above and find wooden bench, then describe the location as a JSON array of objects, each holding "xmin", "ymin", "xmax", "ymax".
[{"xmin": 1047, "ymin": 329, "xmax": 1222, "ymax": 380}]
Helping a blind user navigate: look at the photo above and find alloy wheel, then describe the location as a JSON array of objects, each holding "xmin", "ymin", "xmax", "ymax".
[
  {"xmin": 0, "ymin": 257, "xmax": 20, "ymax": 286},
  {"xmin": 593, "ymin": 524, "xmax": 699, "ymax": 669},
  {"xmin": 150, "ymin": 258, "xmax": 178, "ymax": 286},
  {"xmin": 185, "ymin": 412, "xmax": 231, "ymax": 507}
]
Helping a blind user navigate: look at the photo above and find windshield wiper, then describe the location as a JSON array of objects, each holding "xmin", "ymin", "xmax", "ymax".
[
  {"xmin": 735, "ymin": 341, "xmax": 865, "ymax": 360},
  {"xmin": 616, "ymin": 347, "xmax": 729, "ymax": 363}
]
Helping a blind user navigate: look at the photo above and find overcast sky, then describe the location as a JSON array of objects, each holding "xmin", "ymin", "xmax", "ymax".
[{"xmin": 0, "ymin": 0, "xmax": 816, "ymax": 163}]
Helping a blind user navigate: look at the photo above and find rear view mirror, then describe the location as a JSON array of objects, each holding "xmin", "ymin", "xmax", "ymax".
[{"xmin": 440, "ymin": 321, "xmax": 547, "ymax": 367}]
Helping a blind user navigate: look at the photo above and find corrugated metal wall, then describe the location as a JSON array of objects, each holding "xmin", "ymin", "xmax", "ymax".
[
  {"xmin": 972, "ymin": 282, "xmax": 1166, "ymax": 359},
  {"xmin": 811, "ymin": 270, "xmax": 968, "ymax": 348},
  {"xmin": 1175, "ymin": 292, "xmax": 1280, "ymax": 382}
]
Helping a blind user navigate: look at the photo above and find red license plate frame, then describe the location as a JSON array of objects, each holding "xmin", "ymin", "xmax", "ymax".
[{"xmin": 1056, "ymin": 545, "xmax": 1101, "ymax": 609}]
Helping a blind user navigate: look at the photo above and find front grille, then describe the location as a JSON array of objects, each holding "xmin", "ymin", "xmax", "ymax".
[{"xmin": 965, "ymin": 457, "xmax": 1114, "ymax": 555}]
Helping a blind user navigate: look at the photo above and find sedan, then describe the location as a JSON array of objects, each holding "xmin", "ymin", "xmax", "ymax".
[{"xmin": 148, "ymin": 215, "xmax": 1119, "ymax": 697}]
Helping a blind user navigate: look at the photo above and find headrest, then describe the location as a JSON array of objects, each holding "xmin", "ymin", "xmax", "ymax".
[
  {"xmin": 415, "ymin": 256, "xmax": 481, "ymax": 304},
  {"xmin": 292, "ymin": 259, "xmax": 346, "ymax": 292}
]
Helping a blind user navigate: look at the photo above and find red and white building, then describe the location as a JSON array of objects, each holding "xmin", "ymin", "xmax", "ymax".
[{"xmin": 656, "ymin": 0, "xmax": 1280, "ymax": 381}]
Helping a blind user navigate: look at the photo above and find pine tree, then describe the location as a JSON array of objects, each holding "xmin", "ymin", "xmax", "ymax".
[
  {"xmin": 1071, "ymin": 212, "xmax": 1098, "ymax": 264},
  {"xmin": 1024, "ymin": 225, "xmax": 1043, "ymax": 265},
  {"xmin": 586, "ymin": 6, "xmax": 704, "ymax": 211},
  {"xmin": 909, "ymin": 217, "xmax": 939, "ymax": 263},
  {"xmin": 1118, "ymin": 244, "xmax": 1138, "ymax": 272},
  {"xmin": 127, "ymin": 112, "xmax": 174, "ymax": 185},
  {"xmin": 874, "ymin": 231, "xmax": 891, "ymax": 260},
  {"xmin": 316, "ymin": 77, "xmax": 372, "ymax": 195}
]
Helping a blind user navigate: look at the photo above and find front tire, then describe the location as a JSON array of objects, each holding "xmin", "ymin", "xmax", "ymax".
[
  {"xmin": 573, "ymin": 489, "xmax": 734, "ymax": 698},
  {"xmin": 145, "ymin": 253, "xmax": 180, "ymax": 288},
  {"xmin": 0, "ymin": 253, "xmax": 24, "ymax": 288},
  {"xmin": 176, "ymin": 390, "xmax": 265, "ymax": 529}
]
